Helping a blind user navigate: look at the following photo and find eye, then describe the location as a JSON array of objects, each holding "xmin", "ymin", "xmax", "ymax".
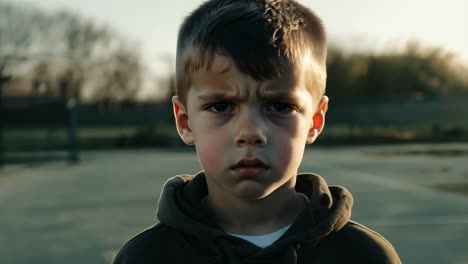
[
  {"xmin": 206, "ymin": 102, "xmax": 235, "ymax": 113},
  {"xmin": 266, "ymin": 102, "xmax": 294, "ymax": 113}
]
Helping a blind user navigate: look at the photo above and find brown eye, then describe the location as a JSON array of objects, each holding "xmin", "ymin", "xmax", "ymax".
[
  {"xmin": 266, "ymin": 102, "xmax": 293, "ymax": 113},
  {"xmin": 208, "ymin": 102, "xmax": 234, "ymax": 113}
]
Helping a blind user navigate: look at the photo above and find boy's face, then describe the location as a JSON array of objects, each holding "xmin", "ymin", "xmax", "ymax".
[{"xmin": 173, "ymin": 55, "xmax": 328, "ymax": 201}]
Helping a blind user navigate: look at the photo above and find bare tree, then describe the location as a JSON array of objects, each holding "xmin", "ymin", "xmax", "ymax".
[{"xmin": 0, "ymin": 2, "xmax": 146, "ymax": 102}]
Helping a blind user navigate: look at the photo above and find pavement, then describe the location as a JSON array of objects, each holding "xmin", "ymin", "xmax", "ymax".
[{"xmin": 1, "ymin": 144, "xmax": 467, "ymax": 264}]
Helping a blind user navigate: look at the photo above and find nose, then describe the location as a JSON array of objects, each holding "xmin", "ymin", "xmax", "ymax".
[{"xmin": 235, "ymin": 109, "xmax": 267, "ymax": 147}]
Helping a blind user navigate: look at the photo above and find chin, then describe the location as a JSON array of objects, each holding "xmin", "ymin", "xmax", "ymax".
[{"xmin": 233, "ymin": 182, "xmax": 276, "ymax": 200}]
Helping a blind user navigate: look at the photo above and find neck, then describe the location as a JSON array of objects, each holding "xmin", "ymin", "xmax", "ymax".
[{"xmin": 207, "ymin": 178, "xmax": 305, "ymax": 236}]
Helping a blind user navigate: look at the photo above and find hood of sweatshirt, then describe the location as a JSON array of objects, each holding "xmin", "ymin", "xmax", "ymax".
[{"xmin": 156, "ymin": 172, "xmax": 353, "ymax": 263}]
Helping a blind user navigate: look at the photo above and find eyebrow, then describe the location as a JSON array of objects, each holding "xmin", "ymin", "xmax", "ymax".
[
  {"xmin": 197, "ymin": 90, "xmax": 300, "ymax": 101},
  {"xmin": 197, "ymin": 93, "xmax": 242, "ymax": 101},
  {"xmin": 259, "ymin": 90, "xmax": 299, "ymax": 101}
]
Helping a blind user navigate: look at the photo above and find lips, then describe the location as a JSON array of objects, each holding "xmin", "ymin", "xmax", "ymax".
[{"xmin": 231, "ymin": 158, "xmax": 269, "ymax": 177}]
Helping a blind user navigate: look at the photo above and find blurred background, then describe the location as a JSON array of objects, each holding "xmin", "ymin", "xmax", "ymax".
[{"xmin": 0, "ymin": 0, "xmax": 467, "ymax": 263}]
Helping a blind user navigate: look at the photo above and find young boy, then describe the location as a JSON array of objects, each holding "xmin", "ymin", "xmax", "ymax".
[{"xmin": 114, "ymin": 0, "xmax": 400, "ymax": 263}]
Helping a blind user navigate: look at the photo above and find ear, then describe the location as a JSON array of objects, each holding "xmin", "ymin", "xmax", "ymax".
[
  {"xmin": 306, "ymin": 96, "xmax": 329, "ymax": 144},
  {"xmin": 172, "ymin": 96, "xmax": 194, "ymax": 145}
]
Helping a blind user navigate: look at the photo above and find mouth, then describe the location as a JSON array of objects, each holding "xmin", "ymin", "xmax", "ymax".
[{"xmin": 230, "ymin": 158, "xmax": 269, "ymax": 177}]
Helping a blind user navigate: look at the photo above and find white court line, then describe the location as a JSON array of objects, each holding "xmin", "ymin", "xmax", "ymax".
[
  {"xmin": 321, "ymin": 164, "xmax": 468, "ymax": 203},
  {"xmin": 365, "ymin": 215, "xmax": 468, "ymax": 227}
]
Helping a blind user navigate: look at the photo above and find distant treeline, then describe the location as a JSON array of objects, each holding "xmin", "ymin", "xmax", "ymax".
[{"xmin": 326, "ymin": 43, "xmax": 468, "ymax": 98}]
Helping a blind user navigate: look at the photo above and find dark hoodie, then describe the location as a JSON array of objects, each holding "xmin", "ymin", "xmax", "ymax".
[{"xmin": 113, "ymin": 172, "xmax": 400, "ymax": 263}]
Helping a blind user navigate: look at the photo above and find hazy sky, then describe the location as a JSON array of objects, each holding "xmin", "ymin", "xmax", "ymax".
[{"xmin": 11, "ymin": 0, "xmax": 468, "ymax": 75}]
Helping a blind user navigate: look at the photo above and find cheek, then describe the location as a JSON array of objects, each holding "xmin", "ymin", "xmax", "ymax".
[
  {"xmin": 195, "ymin": 132, "xmax": 227, "ymax": 171},
  {"xmin": 274, "ymin": 119, "xmax": 308, "ymax": 165},
  {"xmin": 276, "ymin": 135, "xmax": 305, "ymax": 165}
]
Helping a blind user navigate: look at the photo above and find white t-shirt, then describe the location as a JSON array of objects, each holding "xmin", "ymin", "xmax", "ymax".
[{"xmin": 227, "ymin": 193, "xmax": 310, "ymax": 248}]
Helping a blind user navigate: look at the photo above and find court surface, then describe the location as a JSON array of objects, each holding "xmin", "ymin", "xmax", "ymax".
[{"xmin": 1, "ymin": 144, "xmax": 467, "ymax": 264}]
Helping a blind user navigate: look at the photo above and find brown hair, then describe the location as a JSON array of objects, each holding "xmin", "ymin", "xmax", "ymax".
[{"xmin": 176, "ymin": 0, "xmax": 327, "ymax": 106}]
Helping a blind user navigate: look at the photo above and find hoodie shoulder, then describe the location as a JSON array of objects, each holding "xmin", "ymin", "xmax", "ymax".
[
  {"xmin": 112, "ymin": 224, "xmax": 183, "ymax": 264},
  {"xmin": 314, "ymin": 220, "xmax": 401, "ymax": 264},
  {"xmin": 113, "ymin": 223, "xmax": 225, "ymax": 264}
]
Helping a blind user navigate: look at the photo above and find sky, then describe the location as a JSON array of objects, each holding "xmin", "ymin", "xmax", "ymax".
[{"xmin": 9, "ymin": 0, "xmax": 468, "ymax": 77}]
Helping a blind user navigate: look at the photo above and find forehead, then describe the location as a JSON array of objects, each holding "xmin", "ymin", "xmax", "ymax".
[{"xmin": 190, "ymin": 54, "xmax": 307, "ymax": 95}]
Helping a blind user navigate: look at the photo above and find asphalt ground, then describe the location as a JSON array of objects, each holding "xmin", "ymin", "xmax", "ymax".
[{"xmin": 1, "ymin": 144, "xmax": 467, "ymax": 264}]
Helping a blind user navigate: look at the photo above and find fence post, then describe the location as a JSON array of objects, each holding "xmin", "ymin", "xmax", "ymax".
[
  {"xmin": 0, "ymin": 74, "xmax": 9, "ymax": 167},
  {"xmin": 0, "ymin": 78, "xmax": 3, "ymax": 167},
  {"xmin": 67, "ymin": 97, "xmax": 79, "ymax": 163}
]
